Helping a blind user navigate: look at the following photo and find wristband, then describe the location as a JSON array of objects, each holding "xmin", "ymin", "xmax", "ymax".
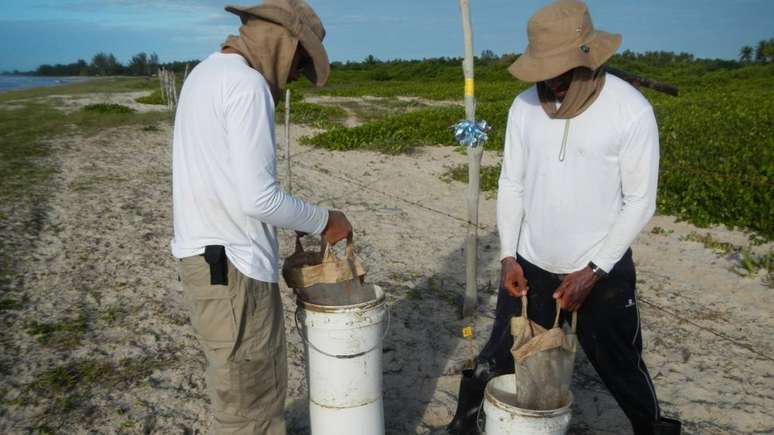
[{"xmin": 588, "ymin": 261, "xmax": 608, "ymax": 279}]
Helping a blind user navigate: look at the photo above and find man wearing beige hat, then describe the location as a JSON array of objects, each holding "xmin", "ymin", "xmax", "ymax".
[
  {"xmin": 171, "ymin": 1, "xmax": 351, "ymax": 433},
  {"xmin": 446, "ymin": 1, "xmax": 680, "ymax": 434}
]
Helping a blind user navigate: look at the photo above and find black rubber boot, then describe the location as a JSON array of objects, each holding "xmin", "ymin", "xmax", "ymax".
[
  {"xmin": 446, "ymin": 285, "xmax": 522, "ymax": 435},
  {"xmin": 633, "ymin": 416, "xmax": 682, "ymax": 435},
  {"xmin": 445, "ymin": 359, "xmax": 497, "ymax": 435},
  {"xmin": 654, "ymin": 417, "xmax": 681, "ymax": 435}
]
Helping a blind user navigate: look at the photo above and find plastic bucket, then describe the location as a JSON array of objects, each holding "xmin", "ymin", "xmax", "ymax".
[
  {"xmin": 296, "ymin": 285, "xmax": 387, "ymax": 435},
  {"xmin": 483, "ymin": 374, "xmax": 573, "ymax": 435}
]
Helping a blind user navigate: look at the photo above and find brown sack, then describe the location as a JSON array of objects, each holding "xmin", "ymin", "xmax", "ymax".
[
  {"xmin": 282, "ymin": 235, "xmax": 374, "ymax": 306},
  {"xmin": 510, "ymin": 298, "xmax": 577, "ymax": 410}
]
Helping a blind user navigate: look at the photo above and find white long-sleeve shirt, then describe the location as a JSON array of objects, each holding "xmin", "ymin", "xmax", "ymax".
[
  {"xmin": 497, "ymin": 74, "xmax": 659, "ymax": 274},
  {"xmin": 171, "ymin": 52, "xmax": 328, "ymax": 282}
]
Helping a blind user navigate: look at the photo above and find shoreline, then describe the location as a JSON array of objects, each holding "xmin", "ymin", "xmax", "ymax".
[{"xmin": 0, "ymin": 75, "xmax": 95, "ymax": 94}]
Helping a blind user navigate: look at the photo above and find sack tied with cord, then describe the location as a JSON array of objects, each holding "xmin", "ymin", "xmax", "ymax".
[
  {"xmin": 282, "ymin": 234, "xmax": 375, "ymax": 305},
  {"xmin": 510, "ymin": 296, "xmax": 578, "ymax": 411}
]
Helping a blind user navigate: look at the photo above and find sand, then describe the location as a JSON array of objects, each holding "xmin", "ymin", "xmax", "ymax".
[{"xmin": 0, "ymin": 93, "xmax": 772, "ymax": 434}]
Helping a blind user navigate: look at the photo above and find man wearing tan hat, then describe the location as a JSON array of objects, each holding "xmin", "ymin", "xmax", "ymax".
[
  {"xmin": 171, "ymin": 1, "xmax": 351, "ymax": 433},
  {"xmin": 446, "ymin": 1, "xmax": 680, "ymax": 434}
]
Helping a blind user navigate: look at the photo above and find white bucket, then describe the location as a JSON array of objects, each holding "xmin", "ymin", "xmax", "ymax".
[
  {"xmin": 483, "ymin": 374, "xmax": 573, "ymax": 435},
  {"xmin": 296, "ymin": 285, "xmax": 387, "ymax": 435}
]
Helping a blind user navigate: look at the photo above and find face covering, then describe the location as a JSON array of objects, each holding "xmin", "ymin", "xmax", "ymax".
[
  {"xmin": 537, "ymin": 66, "xmax": 606, "ymax": 119},
  {"xmin": 222, "ymin": 18, "xmax": 299, "ymax": 104}
]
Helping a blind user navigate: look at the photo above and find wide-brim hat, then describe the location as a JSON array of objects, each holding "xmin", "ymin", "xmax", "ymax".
[
  {"xmin": 509, "ymin": 0, "xmax": 621, "ymax": 83},
  {"xmin": 226, "ymin": 0, "xmax": 330, "ymax": 86}
]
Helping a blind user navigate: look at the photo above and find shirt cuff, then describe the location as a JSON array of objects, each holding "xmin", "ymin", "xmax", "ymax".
[
  {"xmin": 499, "ymin": 249, "xmax": 517, "ymax": 262},
  {"xmin": 589, "ymin": 257, "xmax": 614, "ymax": 275},
  {"xmin": 312, "ymin": 208, "xmax": 330, "ymax": 235}
]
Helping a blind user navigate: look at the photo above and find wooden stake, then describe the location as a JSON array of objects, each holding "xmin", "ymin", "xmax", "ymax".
[
  {"xmin": 171, "ymin": 72, "xmax": 178, "ymax": 110},
  {"xmin": 285, "ymin": 89, "xmax": 292, "ymax": 194},
  {"xmin": 158, "ymin": 68, "xmax": 166, "ymax": 105},
  {"xmin": 459, "ymin": 0, "xmax": 483, "ymax": 318}
]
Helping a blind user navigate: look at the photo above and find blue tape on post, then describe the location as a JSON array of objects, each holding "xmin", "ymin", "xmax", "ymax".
[{"xmin": 452, "ymin": 119, "xmax": 491, "ymax": 148}]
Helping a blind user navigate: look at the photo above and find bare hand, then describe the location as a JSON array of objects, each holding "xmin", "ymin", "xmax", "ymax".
[
  {"xmin": 552, "ymin": 267, "xmax": 599, "ymax": 312},
  {"xmin": 321, "ymin": 210, "xmax": 352, "ymax": 245},
  {"xmin": 501, "ymin": 257, "xmax": 529, "ymax": 297}
]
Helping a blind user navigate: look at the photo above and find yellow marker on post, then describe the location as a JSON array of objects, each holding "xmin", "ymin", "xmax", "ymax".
[
  {"xmin": 464, "ymin": 78, "xmax": 475, "ymax": 97},
  {"xmin": 463, "ymin": 325, "xmax": 476, "ymax": 368}
]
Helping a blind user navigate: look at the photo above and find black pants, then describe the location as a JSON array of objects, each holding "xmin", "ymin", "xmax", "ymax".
[{"xmin": 479, "ymin": 250, "xmax": 661, "ymax": 433}]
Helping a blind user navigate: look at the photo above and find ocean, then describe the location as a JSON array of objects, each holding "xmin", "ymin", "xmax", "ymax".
[{"xmin": 0, "ymin": 76, "xmax": 90, "ymax": 93}]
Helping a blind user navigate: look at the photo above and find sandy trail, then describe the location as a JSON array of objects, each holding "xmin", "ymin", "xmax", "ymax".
[{"xmin": 0, "ymin": 94, "xmax": 772, "ymax": 434}]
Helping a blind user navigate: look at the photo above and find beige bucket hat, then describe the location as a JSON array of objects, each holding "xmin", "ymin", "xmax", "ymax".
[
  {"xmin": 509, "ymin": 0, "xmax": 621, "ymax": 82},
  {"xmin": 226, "ymin": 0, "xmax": 330, "ymax": 86}
]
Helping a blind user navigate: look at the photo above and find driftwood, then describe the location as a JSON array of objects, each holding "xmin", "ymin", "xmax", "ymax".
[{"xmin": 459, "ymin": 0, "xmax": 482, "ymax": 318}]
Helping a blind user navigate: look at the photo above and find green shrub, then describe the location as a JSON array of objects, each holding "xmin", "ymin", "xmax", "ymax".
[
  {"xmin": 301, "ymin": 62, "xmax": 773, "ymax": 239},
  {"xmin": 82, "ymin": 103, "xmax": 135, "ymax": 114},
  {"xmin": 442, "ymin": 163, "xmax": 501, "ymax": 194},
  {"xmin": 135, "ymin": 90, "xmax": 164, "ymax": 105},
  {"xmin": 276, "ymin": 101, "xmax": 347, "ymax": 129}
]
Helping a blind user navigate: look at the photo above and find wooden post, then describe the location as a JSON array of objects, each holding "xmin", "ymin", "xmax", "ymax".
[
  {"xmin": 459, "ymin": 0, "xmax": 483, "ymax": 318},
  {"xmin": 285, "ymin": 89, "xmax": 292, "ymax": 194},
  {"xmin": 171, "ymin": 72, "xmax": 178, "ymax": 110},
  {"xmin": 159, "ymin": 68, "xmax": 166, "ymax": 105}
]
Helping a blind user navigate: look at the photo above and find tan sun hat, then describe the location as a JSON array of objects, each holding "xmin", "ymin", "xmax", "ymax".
[
  {"xmin": 509, "ymin": 0, "xmax": 621, "ymax": 82},
  {"xmin": 225, "ymin": 0, "xmax": 330, "ymax": 86}
]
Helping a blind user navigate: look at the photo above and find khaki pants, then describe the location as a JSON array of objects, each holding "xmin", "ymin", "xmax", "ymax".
[{"xmin": 178, "ymin": 256, "xmax": 287, "ymax": 435}]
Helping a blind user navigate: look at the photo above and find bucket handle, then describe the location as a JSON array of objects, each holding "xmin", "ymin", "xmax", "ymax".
[
  {"xmin": 293, "ymin": 233, "xmax": 355, "ymax": 260},
  {"xmin": 321, "ymin": 233, "xmax": 355, "ymax": 262},
  {"xmin": 519, "ymin": 295, "xmax": 577, "ymax": 333},
  {"xmin": 294, "ymin": 302, "xmax": 391, "ymax": 360}
]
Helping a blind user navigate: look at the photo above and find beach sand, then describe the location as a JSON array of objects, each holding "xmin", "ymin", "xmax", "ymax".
[{"xmin": 0, "ymin": 92, "xmax": 772, "ymax": 434}]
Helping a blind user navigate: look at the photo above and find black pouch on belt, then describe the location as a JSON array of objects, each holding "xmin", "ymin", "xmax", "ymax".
[{"xmin": 204, "ymin": 245, "xmax": 228, "ymax": 286}]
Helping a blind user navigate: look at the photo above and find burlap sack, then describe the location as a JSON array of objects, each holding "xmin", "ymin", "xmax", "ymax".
[
  {"xmin": 282, "ymin": 235, "xmax": 374, "ymax": 306},
  {"xmin": 510, "ymin": 298, "xmax": 577, "ymax": 410}
]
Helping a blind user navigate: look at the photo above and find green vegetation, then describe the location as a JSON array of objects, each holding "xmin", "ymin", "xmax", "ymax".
[
  {"xmin": 679, "ymin": 231, "xmax": 773, "ymax": 285},
  {"xmin": 30, "ymin": 357, "xmax": 164, "ymax": 393},
  {"xmin": 0, "ymin": 79, "xmax": 170, "ymax": 294},
  {"xmin": 11, "ymin": 355, "xmax": 175, "ymax": 419},
  {"xmin": 680, "ymin": 231, "xmax": 738, "ymax": 254},
  {"xmin": 303, "ymin": 106, "xmax": 464, "ymax": 153},
  {"xmin": 101, "ymin": 304, "xmax": 135, "ymax": 325},
  {"xmin": 297, "ymin": 52, "xmax": 773, "ymax": 239},
  {"xmin": 442, "ymin": 162, "xmax": 501, "ymax": 194},
  {"xmin": 0, "ymin": 298, "xmax": 21, "ymax": 312},
  {"xmin": 738, "ymin": 249, "xmax": 773, "ymax": 283},
  {"xmin": 135, "ymin": 89, "xmax": 165, "ymax": 105},
  {"xmin": 276, "ymin": 100, "xmax": 348, "ymax": 129},
  {"xmin": 26, "ymin": 315, "xmax": 88, "ymax": 348},
  {"xmin": 650, "ymin": 226, "xmax": 674, "ymax": 236},
  {"xmin": 82, "ymin": 103, "xmax": 135, "ymax": 114},
  {"xmin": 271, "ymin": 87, "xmax": 348, "ymax": 128}
]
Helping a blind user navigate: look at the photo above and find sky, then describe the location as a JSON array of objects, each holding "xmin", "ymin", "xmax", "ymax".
[{"xmin": 0, "ymin": 0, "xmax": 773, "ymax": 72}]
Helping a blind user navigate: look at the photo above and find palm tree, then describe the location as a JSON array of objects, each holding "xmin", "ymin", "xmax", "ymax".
[{"xmin": 739, "ymin": 46, "xmax": 753, "ymax": 63}]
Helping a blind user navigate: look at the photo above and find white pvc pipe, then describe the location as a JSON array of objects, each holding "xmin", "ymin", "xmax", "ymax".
[
  {"xmin": 297, "ymin": 285, "xmax": 387, "ymax": 435},
  {"xmin": 484, "ymin": 374, "xmax": 573, "ymax": 435}
]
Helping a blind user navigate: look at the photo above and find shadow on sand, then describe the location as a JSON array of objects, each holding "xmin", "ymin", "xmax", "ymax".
[{"xmin": 286, "ymin": 230, "xmax": 631, "ymax": 434}]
